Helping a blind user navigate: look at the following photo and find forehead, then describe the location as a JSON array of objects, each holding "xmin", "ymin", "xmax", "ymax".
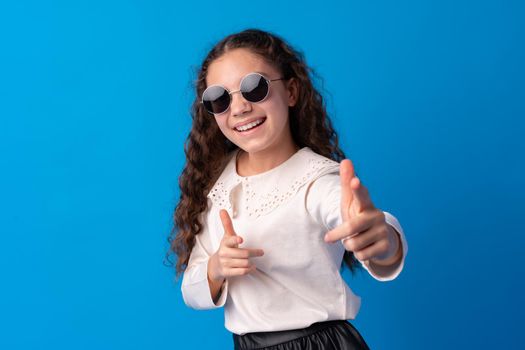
[{"xmin": 206, "ymin": 48, "xmax": 279, "ymax": 88}]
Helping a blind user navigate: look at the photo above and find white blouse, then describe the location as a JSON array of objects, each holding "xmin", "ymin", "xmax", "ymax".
[{"xmin": 181, "ymin": 147, "xmax": 408, "ymax": 335}]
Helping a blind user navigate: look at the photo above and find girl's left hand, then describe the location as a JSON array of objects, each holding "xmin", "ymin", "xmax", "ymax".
[{"xmin": 323, "ymin": 159, "xmax": 401, "ymax": 266}]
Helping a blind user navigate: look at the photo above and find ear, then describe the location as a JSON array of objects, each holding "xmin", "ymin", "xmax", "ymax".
[{"xmin": 286, "ymin": 78, "xmax": 299, "ymax": 107}]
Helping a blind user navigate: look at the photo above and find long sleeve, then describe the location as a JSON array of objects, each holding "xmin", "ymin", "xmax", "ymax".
[
  {"xmin": 359, "ymin": 211, "xmax": 408, "ymax": 281},
  {"xmin": 306, "ymin": 173, "xmax": 408, "ymax": 281},
  {"xmin": 181, "ymin": 217, "xmax": 229, "ymax": 309}
]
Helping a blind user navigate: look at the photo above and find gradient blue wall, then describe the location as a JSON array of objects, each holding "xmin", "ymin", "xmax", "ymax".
[{"xmin": 1, "ymin": 0, "xmax": 523, "ymax": 349}]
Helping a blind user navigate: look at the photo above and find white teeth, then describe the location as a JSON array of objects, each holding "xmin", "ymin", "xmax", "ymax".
[{"xmin": 235, "ymin": 118, "xmax": 265, "ymax": 132}]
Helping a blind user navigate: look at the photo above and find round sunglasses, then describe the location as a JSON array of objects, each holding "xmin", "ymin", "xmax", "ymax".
[{"xmin": 201, "ymin": 72, "xmax": 285, "ymax": 115}]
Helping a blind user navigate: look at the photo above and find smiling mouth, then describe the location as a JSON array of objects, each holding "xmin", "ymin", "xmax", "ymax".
[{"xmin": 234, "ymin": 117, "xmax": 267, "ymax": 132}]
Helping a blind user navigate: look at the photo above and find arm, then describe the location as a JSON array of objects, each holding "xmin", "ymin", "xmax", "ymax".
[
  {"xmin": 207, "ymin": 254, "xmax": 226, "ymax": 304},
  {"xmin": 181, "ymin": 222, "xmax": 229, "ymax": 309},
  {"xmin": 306, "ymin": 173, "xmax": 408, "ymax": 281}
]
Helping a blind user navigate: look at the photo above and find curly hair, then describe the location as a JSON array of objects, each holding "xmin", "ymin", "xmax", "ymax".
[{"xmin": 167, "ymin": 28, "xmax": 360, "ymax": 277}]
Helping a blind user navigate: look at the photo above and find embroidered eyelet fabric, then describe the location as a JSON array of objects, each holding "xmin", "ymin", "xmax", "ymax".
[{"xmin": 207, "ymin": 150, "xmax": 339, "ymax": 220}]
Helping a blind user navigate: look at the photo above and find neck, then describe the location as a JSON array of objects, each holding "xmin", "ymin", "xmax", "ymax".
[{"xmin": 236, "ymin": 141, "xmax": 300, "ymax": 177}]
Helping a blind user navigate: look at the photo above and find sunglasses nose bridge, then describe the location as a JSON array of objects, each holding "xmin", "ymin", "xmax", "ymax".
[
  {"xmin": 229, "ymin": 88, "xmax": 242, "ymax": 96},
  {"xmin": 229, "ymin": 88, "xmax": 251, "ymax": 116}
]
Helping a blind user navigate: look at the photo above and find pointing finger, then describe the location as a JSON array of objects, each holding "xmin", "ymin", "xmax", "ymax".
[
  {"xmin": 351, "ymin": 177, "xmax": 374, "ymax": 214},
  {"xmin": 219, "ymin": 209, "xmax": 237, "ymax": 237},
  {"xmin": 340, "ymin": 159, "xmax": 356, "ymax": 222}
]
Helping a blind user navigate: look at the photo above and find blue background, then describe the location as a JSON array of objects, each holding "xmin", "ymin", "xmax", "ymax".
[{"xmin": 1, "ymin": 0, "xmax": 523, "ymax": 349}]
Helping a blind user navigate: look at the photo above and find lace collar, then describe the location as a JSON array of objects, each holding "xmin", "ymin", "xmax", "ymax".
[{"xmin": 207, "ymin": 147, "xmax": 340, "ymax": 219}]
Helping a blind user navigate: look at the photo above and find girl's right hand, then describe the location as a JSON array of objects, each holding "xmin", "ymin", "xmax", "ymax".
[{"xmin": 207, "ymin": 209, "xmax": 264, "ymax": 283}]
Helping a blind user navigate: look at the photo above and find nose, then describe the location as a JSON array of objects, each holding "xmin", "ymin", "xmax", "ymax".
[{"xmin": 229, "ymin": 90, "xmax": 251, "ymax": 117}]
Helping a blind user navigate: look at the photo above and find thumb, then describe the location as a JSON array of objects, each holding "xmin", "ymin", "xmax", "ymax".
[
  {"xmin": 219, "ymin": 209, "xmax": 237, "ymax": 237},
  {"xmin": 340, "ymin": 159, "xmax": 355, "ymax": 222}
]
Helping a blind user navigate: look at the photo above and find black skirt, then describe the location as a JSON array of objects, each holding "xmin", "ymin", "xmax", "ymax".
[{"xmin": 232, "ymin": 320, "xmax": 370, "ymax": 350}]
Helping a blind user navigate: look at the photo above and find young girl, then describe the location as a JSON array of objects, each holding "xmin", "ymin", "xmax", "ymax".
[{"xmin": 170, "ymin": 28, "xmax": 408, "ymax": 350}]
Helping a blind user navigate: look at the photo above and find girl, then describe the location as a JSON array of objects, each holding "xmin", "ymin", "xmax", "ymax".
[{"xmin": 170, "ymin": 28, "xmax": 408, "ymax": 350}]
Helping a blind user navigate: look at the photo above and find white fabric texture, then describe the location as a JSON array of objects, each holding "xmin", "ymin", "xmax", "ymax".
[{"xmin": 181, "ymin": 147, "xmax": 408, "ymax": 335}]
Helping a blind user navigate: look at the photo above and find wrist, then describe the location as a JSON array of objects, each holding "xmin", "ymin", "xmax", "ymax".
[{"xmin": 207, "ymin": 254, "xmax": 224, "ymax": 283}]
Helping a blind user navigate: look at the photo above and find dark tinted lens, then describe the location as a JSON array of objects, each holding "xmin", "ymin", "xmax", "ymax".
[
  {"xmin": 202, "ymin": 86, "xmax": 230, "ymax": 114},
  {"xmin": 241, "ymin": 74, "xmax": 269, "ymax": 102}
]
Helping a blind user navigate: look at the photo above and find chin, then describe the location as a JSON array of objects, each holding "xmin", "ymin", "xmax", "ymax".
[
  {"xmin": 235, "ymin": 144, "xmax": 264, "ymax": 154},
  {"xmin": 233, "ymin": 140, "xmax": 271, "ymax": 155}
]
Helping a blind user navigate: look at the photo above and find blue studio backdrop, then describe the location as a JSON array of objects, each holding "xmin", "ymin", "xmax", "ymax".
[{"xmin": 1, "ymin": 0, "xmax": 524, "ymax": 349}]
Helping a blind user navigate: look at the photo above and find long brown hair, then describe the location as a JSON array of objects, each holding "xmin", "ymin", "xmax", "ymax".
[{"xmin": 167, "ymin": 28, "xmax": 360, "ymax": 277}]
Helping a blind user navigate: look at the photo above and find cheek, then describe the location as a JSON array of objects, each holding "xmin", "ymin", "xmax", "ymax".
[
  {"xmin": 265, "ymin": 100, "xmax": 290, "ymax": 125},
  {"xmin": 267, "ymin": 90, "xmax": 291, "ymax": 118},
  {"xmin": 268, "ymin": 88, "xmax": 289, "ymax": 108},
  {"xmin": 214, "ymin": 117, "xmax": 231, "ymax": 134}
]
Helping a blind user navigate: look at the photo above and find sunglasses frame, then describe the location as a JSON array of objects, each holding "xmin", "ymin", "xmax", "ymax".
[{"xmin": 201, "ymin": 72, "xmax": 285, "ymax": 115}]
